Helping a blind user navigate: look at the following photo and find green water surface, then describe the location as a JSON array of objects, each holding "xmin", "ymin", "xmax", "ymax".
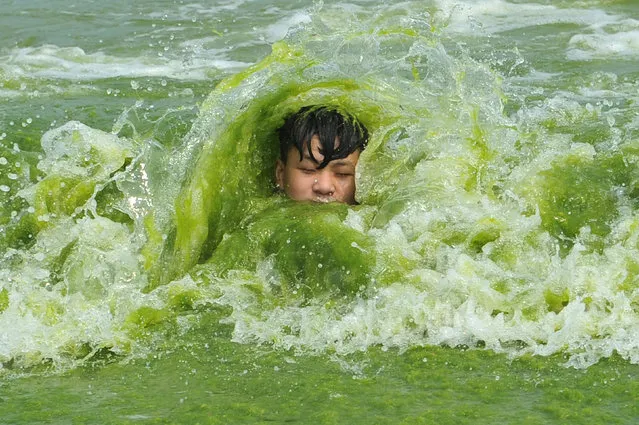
[{"xmin": 1, "ymin": 314, "xmax": 638, "ymax": 424}]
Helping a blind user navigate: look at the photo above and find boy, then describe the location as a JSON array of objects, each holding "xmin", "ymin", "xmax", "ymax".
[{"xmin": 275, "ymin": 106, "xmax": 369, "ymax": 205}]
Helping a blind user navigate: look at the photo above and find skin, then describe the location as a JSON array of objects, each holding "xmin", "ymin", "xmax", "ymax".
[{"xmin": 275, "ymin": 134, "xmax": 361, "ymax": 204}]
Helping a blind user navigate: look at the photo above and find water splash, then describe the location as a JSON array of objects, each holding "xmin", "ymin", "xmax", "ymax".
[{"xmin": 1, "ymin": 1, "xmax": 638, "ymax": 374}]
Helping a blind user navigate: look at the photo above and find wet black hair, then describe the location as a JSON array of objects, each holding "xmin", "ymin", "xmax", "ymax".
[{"xmin": 278, "ymin": 106, "xmax": 368, "ymax": 169}]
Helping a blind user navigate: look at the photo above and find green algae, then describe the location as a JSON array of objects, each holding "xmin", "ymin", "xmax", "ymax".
[
  {"xmin": 206, "ymin": 201, "xmax": 375, "ymax": 299},
  {"xmin": 161, "ymin": 75, "xmax": 386, "ymax": 287},
  {"xmin": 125, "ymin": 306, "xmax": 171, "ymax": 331},
  {"xmin": 2, "ymin": 0, "xmax": 639, "ymax": 379},
  {"xmin": 2, "ymin": 311, "xmax": 638, "ymax": 424},
  {"xmin": 0, "ymin": 288, "xmax": 8, "ymax": 313}
]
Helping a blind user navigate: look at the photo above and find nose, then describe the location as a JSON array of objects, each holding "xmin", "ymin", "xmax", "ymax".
[{"xmin": 313, "ymin": 171, "xmax": 335, "ymax": 196}]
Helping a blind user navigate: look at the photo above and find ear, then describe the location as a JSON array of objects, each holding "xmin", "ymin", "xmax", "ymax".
[{"xmin": 275, "ymin": 159, "xmax": 285, "ymax": 189}]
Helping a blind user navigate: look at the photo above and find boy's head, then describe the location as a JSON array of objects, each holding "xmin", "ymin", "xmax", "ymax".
[{"xmin": 275, "ymin": 106, "xmax": 368, "ymax": 204}]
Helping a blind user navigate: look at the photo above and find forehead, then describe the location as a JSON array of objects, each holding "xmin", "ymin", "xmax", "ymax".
[
  {"xmin": 286, "ymin": 142, "xmax": 360, "ymax": 166},
  {"xmin": 286, "ymin": 135, "xmax": 328, "ymax": 161},
  {"xmin": 309, "ymin": 134, "xmax": 337, "ymax": 153}
]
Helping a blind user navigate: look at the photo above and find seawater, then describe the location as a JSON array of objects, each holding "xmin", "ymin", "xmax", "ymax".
[{"xmin": 1, "ymin": 0, "xmax": 639, "ymax": 423}]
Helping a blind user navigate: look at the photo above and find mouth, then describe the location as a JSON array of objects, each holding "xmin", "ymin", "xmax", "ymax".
[{"xmin": 313, "ymin": 196, "xmax": 336, "ymax": 203}]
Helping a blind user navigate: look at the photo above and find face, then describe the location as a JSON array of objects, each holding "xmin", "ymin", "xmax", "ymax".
[{"xmin": 275, "ymin": 135, "xmax": 361, "ymax": 204}]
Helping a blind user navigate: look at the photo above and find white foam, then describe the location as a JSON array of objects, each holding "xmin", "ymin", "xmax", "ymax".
[
  {"xmin": 265, "ymin": 12, "xmax": 312, "ymax": 42},
  {"xmin": 438, "ymin": 0, "xmax": 619, "ymax": 35},
  {"xmin": 1, "ymin": 45, "xmax": 250, "ymax": 82},
  {"xmin": 174, "ymin": 0, "xmax": 250, "ymax": 17},
  {"xmin": 568, "ymin": 29, "xmax": 639, "ymax": 60}
]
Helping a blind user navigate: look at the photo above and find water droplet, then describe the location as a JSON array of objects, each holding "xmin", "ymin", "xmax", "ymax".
[
  {"xmin": 0, "ymin": 157, "xmax": 7, "ymax": 165},
  {"xmin": 8, "ymin": 173, "xmax": 18, "ymax": 180},
  {"xmin": 130, "ymin": 80, "xmax": 140, "ymax": 90},
  {"xmin": 161, "ymin": 79, "xmax": 167, "ymax": 87},
  {"xmin": 0, "ymin": 185, "xmax": 10, "ymax": 193}
]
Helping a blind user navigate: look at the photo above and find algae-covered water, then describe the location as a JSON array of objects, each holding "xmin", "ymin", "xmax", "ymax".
[{"xmin": 2, "ymin": 0, "xmax": 639, "ymax": 423}]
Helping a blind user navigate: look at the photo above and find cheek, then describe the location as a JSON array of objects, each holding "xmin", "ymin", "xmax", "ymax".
[
  {"xmin": 336, "ymin": 177, "xmax": 357, "ymax": 200},
  {"xmin": 284, "ymin": 171, "xmax": 312, "ymax": 194},
  {"xmin": 338, "ymin": 176, "xmax": 356, "ymax": 191}
]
